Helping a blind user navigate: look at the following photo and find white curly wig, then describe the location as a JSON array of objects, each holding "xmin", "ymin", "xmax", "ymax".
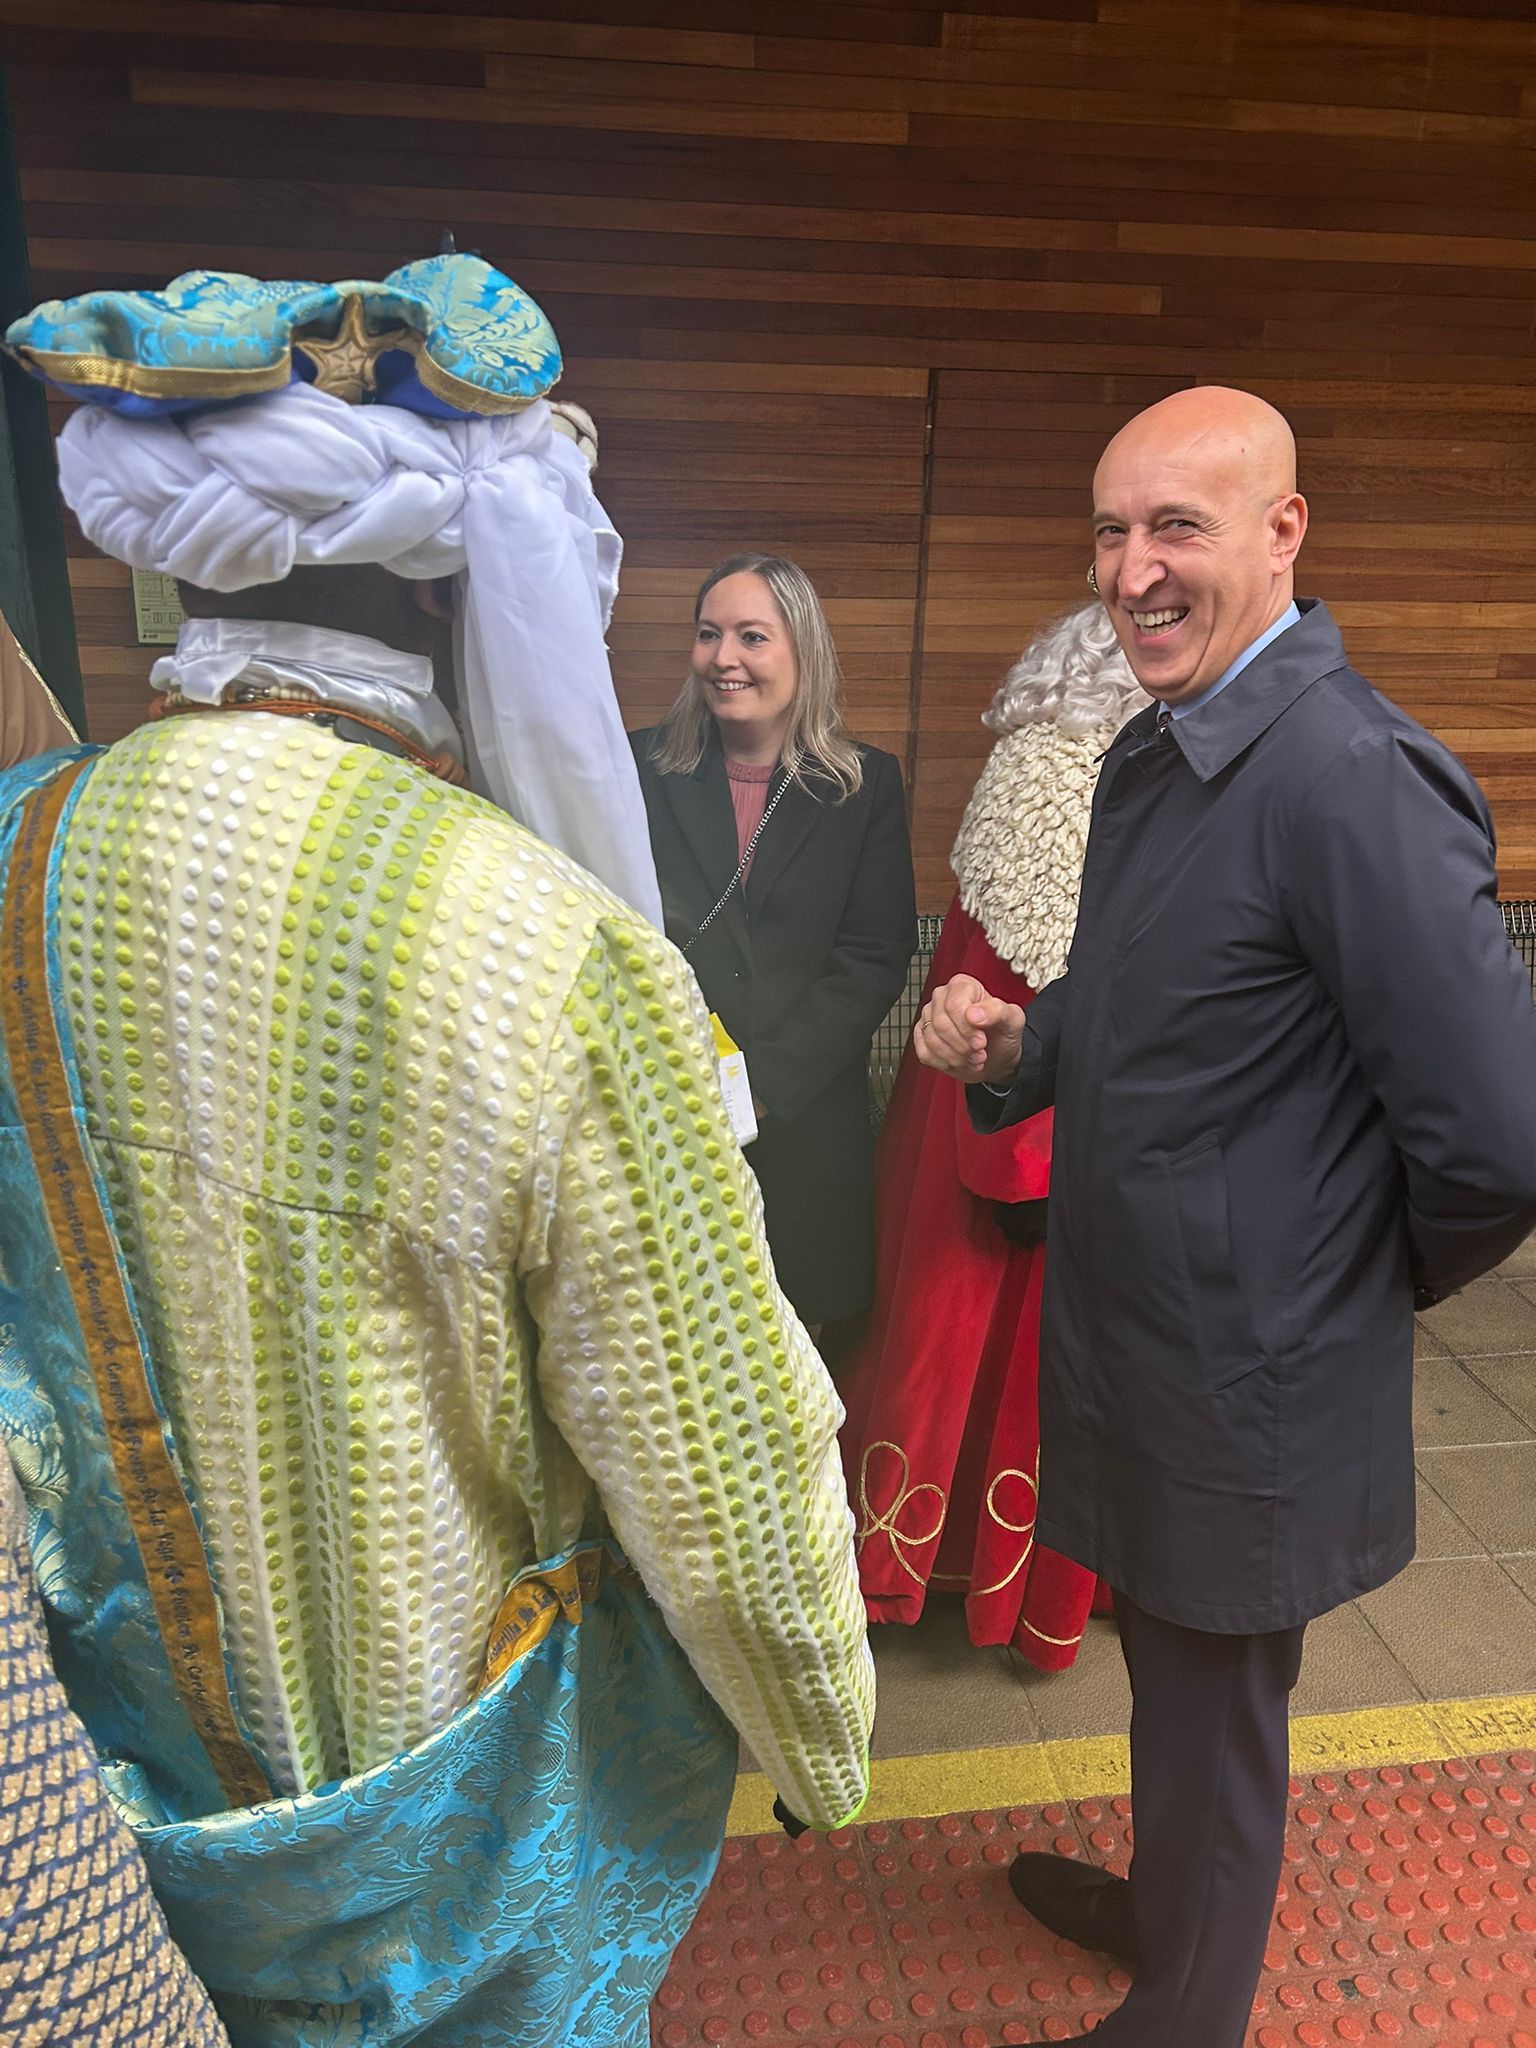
[
  {"xmin": 983, "ymin": 601, "xmax": 1146, "ymax": 739},
  {"xmin": 954, "ymin": 603, "xmax": 1149, "ymax": 986}
]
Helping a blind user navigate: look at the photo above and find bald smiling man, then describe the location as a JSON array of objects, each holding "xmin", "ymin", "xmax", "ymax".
[{"xmin": 916, "ymin": 388, "xmax": 1536, "ymax": 2045}]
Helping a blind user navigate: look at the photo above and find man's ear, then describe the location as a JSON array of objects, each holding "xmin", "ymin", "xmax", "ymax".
[{"xmin": 1271, "ymin": 492, "xmax": 1308, "ymax": 571}]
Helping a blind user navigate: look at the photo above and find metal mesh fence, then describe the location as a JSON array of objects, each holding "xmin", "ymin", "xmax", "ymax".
[
  {"xmin": 867, "ymin": 903, "xmax": 1536, "ymax": 1128},
  {"xmin": 1505, "ymin": 900, "xmax": 1536, "ymax": 985},
  {"xmin": 869, "ymin": 913, "xmax": 943, "ymax": 1121}
]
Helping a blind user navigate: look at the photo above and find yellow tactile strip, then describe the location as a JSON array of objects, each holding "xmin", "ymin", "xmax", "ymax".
[{"xmin": 727, "ymin": 1692, "xmax": 1536, "ymax": 1834}]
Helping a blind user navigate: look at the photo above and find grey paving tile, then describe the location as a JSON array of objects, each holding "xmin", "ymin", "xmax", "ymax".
[
  {"xmin": 1413, "ymin": 1352, "xmax": 1532, "ymax": 1447},
  {"xmin": 1418, "ymin": 1277, "xmax": 1536, "ymax": 1359},
  {"xmin": 1500, "ymin": 1554, "xmax": 1536, "ymax": 1601},
  {"xmin": 867, "ymin": 1597, "xmax": 1035, "ymax": 1758},
  {"xmin": 1413, "ymin": 1474, "xmax": 1487, "ymax": 1562},
  {"xmin": 1414, "ymin": 1321, "xmax": 1452, "ymax": 1362},
  {"xmin": 1416, "ymin": 1442, "xmax": 1536, "ymax": 1555},
  {"xmin": 1291, "ymin": 1600, "xmax": 1421, "ymax": 1714},
  {"xmin": 1356, "ymin": 1559, "xmax": 1536, "ymax": 1699},
  {"xmin": 1464, "ymin": 1355, "xmax": 1536, "ymax": 1431},
  {"xmin": 1016, "ymin": 1615, "xmax": 1132, "ymax": 1742}
]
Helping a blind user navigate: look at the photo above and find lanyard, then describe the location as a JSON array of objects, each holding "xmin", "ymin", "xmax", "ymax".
[{"xmin": 683, "ymin": 770, "xmax": 792, "ymax": 961}]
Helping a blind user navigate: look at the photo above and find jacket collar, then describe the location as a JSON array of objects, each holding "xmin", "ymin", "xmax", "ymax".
[
  {"xmin": 655, "ymin": 725, "xmax": 832, "ymax": 941},
  {"xmin": 1161, "ymin": 597, "xmax": 1348, "ymax": 783},
  {"xmin": 655, "ymin": 724, "xmax": 752, "ymax": 968},
  {"xmin": 744, "ymin": 762, "xmax": 823, "ymax": 912}
]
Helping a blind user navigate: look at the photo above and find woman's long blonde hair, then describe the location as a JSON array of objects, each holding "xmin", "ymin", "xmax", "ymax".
[{"xmin": 646, "ymin": 552, "xmax": 864, "ymax": 799}]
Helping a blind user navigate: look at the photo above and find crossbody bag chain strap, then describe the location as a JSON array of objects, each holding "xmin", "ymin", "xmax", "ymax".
[{"xmin": 683, "ymin": 769, "xmax": 793, "ymax": 961}]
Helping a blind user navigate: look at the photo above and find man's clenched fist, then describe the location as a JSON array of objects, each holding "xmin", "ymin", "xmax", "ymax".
[{"xmin": 912, "ymin": 975, "xmax": 1025, "ymax": 1088}]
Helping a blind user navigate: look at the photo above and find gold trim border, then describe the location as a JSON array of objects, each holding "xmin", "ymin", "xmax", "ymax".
[
  {"xmin": 11, "ymin": 346, "xmax": 293, "ymax": 399},
  {"xmin": 0, "ymin": 760, "xmax": 271, "ymax": 1810},
  {"xmin": 412, "ymin": 337, "xmax": 553, "ymax": 416},
  {"xmin": 727, "ymin": 1692, "xmax": 1536, "ymax": 1835},
  {"xmin": 12, "ymin": 328, "xmax": 555, "ymax": 416}
]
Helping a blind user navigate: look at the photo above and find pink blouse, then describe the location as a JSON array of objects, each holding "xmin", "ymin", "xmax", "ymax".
[{"xmin": 726, "ymin": 757, "xmax": 774, "ymax": 877}]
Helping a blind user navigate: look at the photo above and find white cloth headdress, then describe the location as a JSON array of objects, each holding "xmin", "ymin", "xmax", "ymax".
[{"xmin": 56, "ymin": 381, "xmax": 662, "ymax": 924}]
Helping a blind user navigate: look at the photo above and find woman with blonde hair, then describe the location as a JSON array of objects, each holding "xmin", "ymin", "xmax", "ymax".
[
  {"xmin": 631, "ymin": 552, "xmax": 917, "ymax": 1327},
  {"xmin": 839, "ymin": 603, "xmax": 1148, "ymax": 1666}
]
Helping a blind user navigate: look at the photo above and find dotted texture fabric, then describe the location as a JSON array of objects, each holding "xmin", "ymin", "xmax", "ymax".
[
  {"xmin": 0, "ymin": 1455, "xmax": 228, "ymax": 2048},
  {"xmin": 55, "ymin": 712, "xmax": 872, "ymax": 1826}
]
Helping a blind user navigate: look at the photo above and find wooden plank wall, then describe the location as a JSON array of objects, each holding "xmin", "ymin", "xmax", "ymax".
[{"xmin": 4, "ymin": 0, "xmax": 1535, "ymax": 901}]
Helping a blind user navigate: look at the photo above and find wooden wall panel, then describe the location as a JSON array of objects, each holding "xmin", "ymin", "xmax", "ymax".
[{"xmin": 3, "ymin": 0, "xmax": 1534, "ymax": 900}]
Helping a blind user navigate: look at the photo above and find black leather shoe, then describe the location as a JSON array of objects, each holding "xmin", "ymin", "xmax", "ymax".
[{"xmin": 1007, "ymin": 1852, "xmax": 1139, "ymax": 1965}]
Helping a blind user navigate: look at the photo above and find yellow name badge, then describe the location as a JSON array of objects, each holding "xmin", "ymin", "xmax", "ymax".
[{"xmin": 709, "ymin": 1013, "xmax": 759, "ymax": 1148}]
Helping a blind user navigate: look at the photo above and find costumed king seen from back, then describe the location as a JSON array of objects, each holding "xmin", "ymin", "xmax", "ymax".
[{"xmin": 0, "ymin": 257, "xmax": 874, "ymax": 2048}]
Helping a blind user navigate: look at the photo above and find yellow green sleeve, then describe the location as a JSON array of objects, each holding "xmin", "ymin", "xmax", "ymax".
[{"xmin": 523, "ymin": 914, "xmax": 874, "ymax": 1829}]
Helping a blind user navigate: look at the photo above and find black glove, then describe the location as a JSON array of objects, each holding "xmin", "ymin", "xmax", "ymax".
[{"xmin": 772, "ymin": 1796, "xmax": 809, "ymax": 1839}]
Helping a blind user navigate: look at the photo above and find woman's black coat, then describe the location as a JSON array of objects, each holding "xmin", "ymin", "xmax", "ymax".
[{"xmin": 631, "ymin": 725, "xmax": 917, "ymax": 1323}]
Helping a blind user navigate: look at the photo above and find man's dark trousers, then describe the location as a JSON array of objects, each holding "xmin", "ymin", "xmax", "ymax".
[{"xmin": 1091, "ymin": 1597, "xmax": 1306, "ymax": 2047}]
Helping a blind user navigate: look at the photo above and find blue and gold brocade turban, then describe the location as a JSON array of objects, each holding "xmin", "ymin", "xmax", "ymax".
[
  {"xmin": 2, "ymin": 257, "xmax": 664, "ymax": 924},
  {"xmin": 6, "ymin": 255, "xmax": 562, "ymax": 420}
]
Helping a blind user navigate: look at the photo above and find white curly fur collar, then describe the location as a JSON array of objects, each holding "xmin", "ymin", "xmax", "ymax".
[{"xmin": 950, "ymin": 721, "xmax": 1117, "ymax": 992}]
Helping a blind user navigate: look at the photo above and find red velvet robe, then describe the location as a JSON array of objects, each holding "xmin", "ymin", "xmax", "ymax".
[{"xmin": 838, "ymin": 896, "xmax": 1104, "ymax": 1669}]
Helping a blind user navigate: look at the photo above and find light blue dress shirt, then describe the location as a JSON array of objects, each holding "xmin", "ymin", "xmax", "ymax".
[{"xmin": 1170, "ymin": 600, "xmax": 1301, "ymax": 720}]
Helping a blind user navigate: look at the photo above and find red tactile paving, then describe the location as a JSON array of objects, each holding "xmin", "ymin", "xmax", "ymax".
[{"xmin": 651, "ymin": 1750, "xmax": 1536, "ymax": 2047}]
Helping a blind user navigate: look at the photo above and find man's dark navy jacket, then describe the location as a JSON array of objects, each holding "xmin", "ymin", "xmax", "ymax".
[{"xmin": 973, "ymin": 598, "xmax": 1536, "ymax": 1634}]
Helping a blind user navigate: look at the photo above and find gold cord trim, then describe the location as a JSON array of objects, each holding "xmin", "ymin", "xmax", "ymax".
[
  {"xmin": 970, "ymin": 1463, "xmax": 1038, "ymax": 1599},
  {"xmin": 149, "ymin": 694, "xmax": 468, "ymax": 786},
  {"xmin": 857, "ymin": 1440, "xmax": 1044, "ymax": 1601},
  {"xmin": 855, "ymin": 1440, "xmax": 946, "ymax": 1587},
  {"xmin": 1018, "ymin": 1618, "xmax": 1087, "ymax": 1650},
  {"xmin": 1, "ymin": 759, "xmax": 271, "ymax": 1809}
]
